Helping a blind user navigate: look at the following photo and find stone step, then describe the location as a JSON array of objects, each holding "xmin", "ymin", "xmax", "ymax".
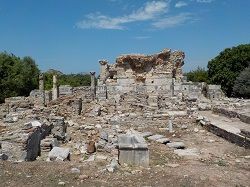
[
  {"xmin": 167, "ymin": 142, "xmax": 185, "ymax": 149},
  {"xmin": 198, "ymin": 111, "xmax": 250, "ymax": 149},
  {"xmin": 156, "ymin": 138, "xmax": 170, "ymax": 144},
  {"xmin": 174, "ymin": 148, "xmax": 199, "ymax": 157},
  {"xmin": 213, "ymin": 107, "xmax": 250, "ymax": 124},
  {"xmin": 147, "ymin": 134, "xmax": 165, "ymax": 141},
  {"xmin": 140, "ymin": 132, "xmax": 153, "ymax": 138}
]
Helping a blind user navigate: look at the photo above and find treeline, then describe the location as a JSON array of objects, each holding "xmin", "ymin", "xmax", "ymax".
[
  {"xmin": 0, "ymin": 52, "xmax": 91, "ymax": 103},
  {"xmin": 0, "ymin": 52, "xmax": 40, "ymax": 103},
  {"xmin": 43, "ymin": 71, "xmax": 91, "ymax": 90},
  {"xmin": 186, "ymin": 44, "xmax": 250, "ymax": 98}
]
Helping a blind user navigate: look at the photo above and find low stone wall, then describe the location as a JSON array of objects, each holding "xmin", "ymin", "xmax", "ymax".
[
  {"xmin": 213, "ymin": 107, "xmax": 239, "ymax": 118},
  {"xmin": 213, "ymin": 107, "xmax": 250, "ymax": 124},
  {"xmin": 4, "ymin": 96, "xmax": 33, "ymax": 112},
  {"xmin": 0, "ymin": 104, "xmax": 8, "ymax": 119},
  {"xmin": 30, "ymin": 90, "xmax": 45, "ymax": 106},
  {"xmin": 207, "ymin": 85, "xmax": 223, "ymax": 100},
  {"xmin": 59, "ymin": 85, "xmax": 73, "ymax": 97},
  {"xmin": 73, "ymin": 86, "xmax": 93, "ymax": 101},
  {"xmin": 238, "ymin": 113, "xmax": 250, "ymax": 124},
  {"xmin": 204, "ymin": 122, "xmax": 250, "ymax": 149}
]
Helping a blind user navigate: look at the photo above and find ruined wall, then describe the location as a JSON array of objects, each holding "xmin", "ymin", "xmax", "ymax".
[
  {"xmin": 97, "ymin": 48, "xmax": 224, "ymax": 102},
  {"xmin": 97, "ymin": 49, "xmax": 185, "ymax": 100},
  {"xmin": 206, "ymin": 85, "xmax": 224, "ymax": 100},
  {"xmin": 59, "ymin": 85, "xmax": 73, "ymax": 97}
]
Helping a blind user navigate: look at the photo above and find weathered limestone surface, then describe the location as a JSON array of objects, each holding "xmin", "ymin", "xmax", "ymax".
[{"xmin": 118, "ymin": 134, "xmax": 149, "ymax": 167}]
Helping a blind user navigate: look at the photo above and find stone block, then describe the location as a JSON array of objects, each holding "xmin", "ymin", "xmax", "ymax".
[
  {"xmin": 140, "ymin": 132, "xmax": 153, "ymax": 138},
  {"xmin": 167, "ymin": 142, "xmax": 185, "ymax": 149},
  {"xmin": 156, "ymin": 138, "xmax": 170, "ymax": 144},
  {"xmin": 59, "ymin": 85, "xmax": 73, "ymax": 96},
  {"xmin": 0, "ymin": 153, "xmax": 8, "ymax": 161},
  {"xmin": 174, "ymin": 148, "xmax": 200, "ymax": 157},
  {"xmin": 147, "ymin": 134, "xmax": 165, "ymax": 141},
  {"xmin": 48, "ymin": 147, "xmax": 70, "ymax": 161},
  {"xmin": 24, "ymin": 127, "xmax": 42, "ymax": 161},
  {"xmin": 118, "ymin": 134, "xmax": 149, "ymax": 167},
  {"xmin": 50, "ymin": 116, "xmax": 67, "ymax": 141}
]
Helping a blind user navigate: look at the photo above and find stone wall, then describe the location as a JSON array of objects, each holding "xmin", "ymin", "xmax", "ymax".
[
  {"xmin": 73, "ymin": 86, "xmax": 93, "ymax": 101},
  {"xmin": 59, "ymin": 85, "xmax": 73, "ymax": 97},
  {"xmin": 96, "ymin": 48, "xmax": 223, "ymax": 102},
  {"xmin": 30, "ymin": 90, "xmax": 45, "ymax": 106},
  {"xmin": 97, "ymin": 49, "xmax": 185, "ymax": 100},
  {"xmin": 206, "ymin": 85, "xmax": 224, "ymax": 99}
]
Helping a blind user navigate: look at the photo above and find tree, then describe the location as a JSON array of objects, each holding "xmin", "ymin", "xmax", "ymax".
[
  {"xmin": 43, "ymin": 71, "xmax": 91, "ymax": 90},
  {"xmin": 207, "ymin": 44, "xmax": 250, "ymax": 97},
  {"xmin": 185, "ymin": 67, "xmax": 208, "ymax": 83},
  {"xmin": 0, "ymin": 52, "xmax": 40, "ymax": 103},
  {"xmin": 232, "ymin": 67, "xmax": 250, "ymax": 98}
]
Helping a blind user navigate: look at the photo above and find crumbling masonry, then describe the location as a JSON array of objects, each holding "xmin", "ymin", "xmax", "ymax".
[{"xmin": 96, "ymin": 49, "xmax": 223, "ymax": 103}]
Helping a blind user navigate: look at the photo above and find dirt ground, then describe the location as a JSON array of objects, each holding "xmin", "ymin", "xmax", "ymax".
[{"xmin": 0, "ymin": 116, "xmax": 250, "ymax": 187}]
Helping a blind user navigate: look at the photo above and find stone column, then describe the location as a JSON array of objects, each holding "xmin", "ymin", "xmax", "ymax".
[
  {"xmin": 90, "ymin": 71, "xmax": 96, "ymax": 98},
  {"xmin": 171, "ymin": 78, "xmax": 175, "ymax": 97},
  {"xmin": 39, "ymin": 73, "xmax": 44, "ymax": 91},
  {"xmin": 38, "ymin": 73, "xmax": 45, "ymax": 106},
  {"xmin": 52, "ymin": 75, "xmax": 59, "ymax": 100},
  {"xmin": 99, "ymin": 60, "xmax": 109, "ymax": 84},
  {"xmin": 168, "ymin": 117, "xmax": 173, "ymax": 133}
]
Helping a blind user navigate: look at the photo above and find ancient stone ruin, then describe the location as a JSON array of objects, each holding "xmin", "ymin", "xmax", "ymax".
[
  {"xmin": 96, "ymin": 49, "xmax": 223, "ymax": 102},
  {"xmin": 0, "ymin": 48, "xmax": 249, "ymax": 186}
]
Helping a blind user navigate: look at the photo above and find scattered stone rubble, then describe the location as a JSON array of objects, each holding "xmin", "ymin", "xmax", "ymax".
[{"xmin": 0, "ymin": 48, "xmax": 249, "ymax": 178}]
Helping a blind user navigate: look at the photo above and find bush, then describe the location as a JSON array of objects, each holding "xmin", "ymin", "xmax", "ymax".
[
  {"xmin": 207, "ymin": 44, "xmax": 250, "ymax": 97},
  {"xmin": 185, "ymin": 67, "xmax": 208, "ymax": 83},
  {"xmin": 0, "ymin": 52, "xmax": 40, "ymax": 103},
  {"xmin": 232, "ymin": 67, "xmax": 250, "ymax": 98}
]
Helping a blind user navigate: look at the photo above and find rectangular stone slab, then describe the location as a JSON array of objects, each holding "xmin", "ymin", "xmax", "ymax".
[
  {"xmin": 147, "ymin": 134, "xmax": 165, "ymax": 141},
  {"xmin": 167, "ymin": 142, "xmax": 185, "ymax": 149},
  {"xmin": 156, "ymin": 138, "xmax": 170, "ymax": 144},
  {"xmin": 118, "ymin": 134, "xmax": 149, "ymax": 167}
]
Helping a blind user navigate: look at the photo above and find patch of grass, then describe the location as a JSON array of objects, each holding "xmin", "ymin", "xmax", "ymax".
[
  {"xmin": 83, "ymin": 154, "xmax": 88, "ymax": 160},
  {"xmin": 216, "ymin": 159, "xmax": 227, "ymax": 167}
]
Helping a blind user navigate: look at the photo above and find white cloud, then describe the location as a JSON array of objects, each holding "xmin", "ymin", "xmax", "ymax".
[
  {"xmin": 152, "ymin": 13, "xmax": 193, "ymax": 29},
  {"xmin": 196, "ymin": 0, "xmax": 214, "ymax": 3},
  {"xmin": 76, "ymin": 1, "xmax": 170, "ymax": 30},
  {"xmin": 134, "ymin": 36, "xmax": 151, "ymax": 40},
  {"xmin": 175, "ymin": 1, "xmax": 188, "ymax": 8}
]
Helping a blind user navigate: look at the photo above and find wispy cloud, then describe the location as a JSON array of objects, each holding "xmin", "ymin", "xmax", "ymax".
[
  {"xmin": 134, "ymin": 36, "xmax": 151, "ymax": 40},
  {"xmin": 152, "ymin": 13, "xmax": 193, "ymax": 29},
  {"xmin": 76, "ymin": 1, "xmax": 170, "ymax": 30},
  {"xmin": 175, "ymin": 1, "xmax": 188, "ymax": 8},
  {"xmin": 106, "ymin": 0, "xmax": 122, "ymax": 3},
  {"xmin": 196, "ymin": 0, "xmax": 214, "ymax": 3}
]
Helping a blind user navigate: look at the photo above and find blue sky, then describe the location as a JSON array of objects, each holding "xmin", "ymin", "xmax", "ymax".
[{"xmin": 0, "ymin": 0, "xmax": 249, "ymax": 74}]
